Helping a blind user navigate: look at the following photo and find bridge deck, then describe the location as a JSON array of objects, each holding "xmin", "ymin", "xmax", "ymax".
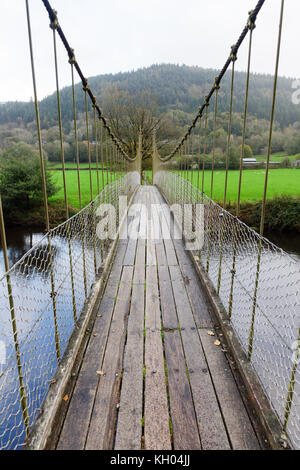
[{"xmin": 54, "ymin": 186, "xmax": 263, "ymax": 450}]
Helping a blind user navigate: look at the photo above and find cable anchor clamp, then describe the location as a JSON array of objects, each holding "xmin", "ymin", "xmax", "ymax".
[
  {"xmin": 204, "ymin": 95, "xmax": 210, "ymax": 107},
  {"xmin": 230, "ymin": 44, "xmax": 238, "ymax": 62},
  {"xmin": 82, "ymin": 78, "xmax": 89, "ymax": 92},
  {"xmin": 214, "ymin": 77, "xmax": 220, "ymax": 90},
  {"xmin": 49, "ymin": 9, "xmax": 59, "ymax": 30},
  {"xmin": 68, "ymin": 48, "xmax": 76, "ymax": 65},
  {"xmin": 247, "ymin": 10, "xmax": 256, "ymax": 31}
]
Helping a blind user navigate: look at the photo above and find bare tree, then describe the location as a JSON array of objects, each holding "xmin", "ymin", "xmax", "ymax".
[{"xmin": 101, "ymin": 86, "xmax": 179, "ymax": 160}]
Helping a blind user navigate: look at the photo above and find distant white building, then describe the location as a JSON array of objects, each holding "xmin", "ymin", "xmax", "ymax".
[{"xmin": 292, "ymin": 160, "xmax": 300, "ymax": 168}]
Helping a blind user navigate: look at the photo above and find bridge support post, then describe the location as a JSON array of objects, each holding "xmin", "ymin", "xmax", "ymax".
[
  {"xmin": 152, "ymin": 131, "xmax": 161, "ymax": 184},
  {"xmin": 135, "ymin": 131, "xmax": 142, "ymax": 183}
]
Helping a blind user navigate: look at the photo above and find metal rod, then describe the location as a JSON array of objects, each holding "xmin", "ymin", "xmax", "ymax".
[
  {"xmin": 248, "ymin": 0, "xmax": 285, "ymax": 361},
  {"xmin": 52, "ymin": 27, "xmax": 69, "ymax": 220},
  {"xmin": 52, "ymin": 26, "xmax": 77, "ymax": 322},
  {"xmin": 93, "ymin": 106, "xmax": 100, "ymax": 195},
  {"xmin": 26, "ymin": 0, "xmax": 60, "ymax": 360},
  {"xmin": 218, "ymin": 59, "xmax": 236, "ymax": 294},
  {"xmin": 70, "ymin": 60, "xmax": 88, "ymax": 297},
  {"xmin": 84, "ymin": 88, "xmax": 93, "ymax": 201},
  {"xmin": 202, "ymin": 105, "xmax": 209, "ymax": 200},
  {"xmin": 0, "ymin": 196, "xmax": 30, "ymax": 436},
  {"xmin": 210, "ymin": 86, "xmax": 219, "ymax": 200},
  {"xmin": 99, "ymin": 120, "xmax": 105, "ymax": 191},
  {"xmin": 224, "ymin": 59, "xmax": 236, "ymax": 207},
  {"xmin": 237, "ymin": 27, "xmax": 254, "ymax": 216},
  {"xmin": 26, "ymin": 0, "xmax": 50, "ymax": 232},
  {"xmin": 70, "ymin": 63, "xmax": 82, "ymax": 211}
]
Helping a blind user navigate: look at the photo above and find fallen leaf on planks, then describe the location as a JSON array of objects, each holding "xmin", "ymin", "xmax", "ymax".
[
  {"xmin": 214, "ymin": 340, "xmax": 221, "ymax": 346},
  {"xmin": 207, "ymin": 330, "xmax": 215, "ymax": 336}
]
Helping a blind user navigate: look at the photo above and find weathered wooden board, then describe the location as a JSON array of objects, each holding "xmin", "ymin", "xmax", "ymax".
[
  {"xmin": 180, "ymin": 327, "xmax": 231, "ymax": 450},
  {"xmin": 144, "ymin": 330, "xmax": 171, "ymax": 450},
  {"xmin": 85, "ymin": 266, "xmax": 133, "ymax": 450},
  {"xmin": 145, "ymin": 266, "xmax": 161, "ymax": 331},
  {"xmin": 164, "ymin": 330, "xmax": 201, "ymax": 450},
  {"xmin": 56, "ymin": 244, "xmax": 127, "ymax": 450},
  {"xmin": 169, "ymin": 265, "xmax": 196, "ymax": 329},
  {"xmin": 157, "ymin": 265, "xmax": 178, "ymax": 330},
  {"xmin": 199, "ymin": 330, "xmax": 260, "ymax": 450},
  {"xmin": 115, "ymin": 264, "xmax": 145, "ymax": 450}
]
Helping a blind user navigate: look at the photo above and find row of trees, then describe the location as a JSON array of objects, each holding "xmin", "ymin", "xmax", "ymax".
[{"xmin": 0, "ymin": 142, "xmax": 57, "ymax": 211}]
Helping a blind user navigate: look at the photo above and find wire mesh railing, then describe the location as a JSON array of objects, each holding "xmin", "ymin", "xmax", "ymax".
[
  {"xmin": 0, "ymin": 171, "xmax": 140, "ymax": 450},
  {"xmin": 154, "ymin": 169, "xmax": 300, "ymax": 449}
]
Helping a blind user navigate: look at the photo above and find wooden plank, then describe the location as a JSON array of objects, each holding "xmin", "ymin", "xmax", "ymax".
[
  {"xmin": 180, "ymin": 327, "xmax": 231, "ymax": 449},
  {"xmin": 150, "ymin": 200, "xmax": 162, "ymax": 243},
  {"xmin": 169, "ymin": 265, "xmax": 196, "ymax": 329},
  {"xmin": 164, "ymin": 239, "xmax": 178, "ymax": 266},
  {"xmin": 146, "ymin": 192, "xmax": 157, "ymax": 266},
  {"xmin": 164, "ymin": 330, "xmax": 201, "ymax": 450},
  {"xmin": 123, "ymin": 202, "xmax": 141, "ymax": 265},
  {"xmin": 178, "ymin": 260, "xmax": 213, "ymax": 328},
  {"xmin": 144, "ymin": 244, "xmax": 171, "ymax": 450},
  {"xmin": 115, "ymin": 264, "xmax": 145, "ymax": 450},
  {"xmin": 135, "ymin": 238, "xmax": 146, "ymax": 266},
  {"xmin": 57, "ymin": 244, "xmax": 127, "ymax": 450},
  {"xmin": 155, "ymin": 200, "xmax": 179, "ymax": 267},
  {"xmin": 158, "ymin": 265, "xmax": 178, "ymax": 330},
  {"xmin": 85, "ymin": 266, "xmax": 134, "ymax": 450},
  {"xmin": 199, "ymin": 330, "xmax": 260, "ymax": 450},
  {"xmin": 155, "ymin": 242, "xmax": 167, "ymax": 266},
  {"xmin": 145, "ymin": 266, "xmax": 161, "ymax": 331},
  {"xmin": 144, "ymin": 330, "xmax": 171, "ymax": 450}
]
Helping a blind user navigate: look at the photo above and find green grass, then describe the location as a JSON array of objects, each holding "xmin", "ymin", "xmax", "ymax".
[
  {"xmin": 49, "ymin": 166, "xmax": 300, "ymax": 209},
  {"xmin": 49, "ymin": 169, "xmax": 113, "ymax": 208},
  {"xmin": 186, "ymin": 168, "xmax": 300, "ymax": 203},
  {"xmin": 254, "ymin": 152, "xmax": 298, "ymax": 163},
  {"xmin": 49, "ymin": 162, "xmax": 101, "ymax": 169}
]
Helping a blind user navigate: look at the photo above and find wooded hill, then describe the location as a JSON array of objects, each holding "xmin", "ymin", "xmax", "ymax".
[
  {"xmin": 1, "ymin": 64, "xmax": 300, "ymax": 161},
  {"xmin": 1, "ymin": 64, "xmax": 299, "ymax": 128}
]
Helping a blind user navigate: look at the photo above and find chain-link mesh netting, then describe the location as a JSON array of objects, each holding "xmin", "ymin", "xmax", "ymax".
[
  {"xmin": 155, "ymin": 169, "xmax": 300, "ymax": 450},
  {"xmin": 0, "ymin": 171, "xmax": 139, "ymax": 450}
]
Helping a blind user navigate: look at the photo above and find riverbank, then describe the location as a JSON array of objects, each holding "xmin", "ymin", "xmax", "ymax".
[
  {"xmin": 226, "ymin": 195, "xmax": 300, "ymax": 233},
  {"xmin": 2, "ymin": 200, "xmax": 77, "ymax": 230}
]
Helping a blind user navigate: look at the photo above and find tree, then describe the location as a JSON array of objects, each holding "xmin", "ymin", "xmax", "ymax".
[
  {"xmin": 0, "ymin": 142, "xmax": 57, "ymax": 209},
  {"xmin": 101, "ymin": 86, "xmax": 180, "ymax": 161},
  {"xmin": 280, "ymin": 157, "xmax": 291, "ymax": 168},
  {"xmin": 239, "ymin": 144, "xmax": 253, "ymax": 158}
]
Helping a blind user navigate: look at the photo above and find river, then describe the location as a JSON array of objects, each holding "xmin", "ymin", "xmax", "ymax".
[{"xmin": 1, "ymin": 226, "xmax": 299, "ymax": 276}]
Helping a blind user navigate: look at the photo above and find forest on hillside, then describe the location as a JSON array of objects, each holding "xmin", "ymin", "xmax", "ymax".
[{"xmin": 1, "ymin": 64, "xmax": 300, "ymax": 165}]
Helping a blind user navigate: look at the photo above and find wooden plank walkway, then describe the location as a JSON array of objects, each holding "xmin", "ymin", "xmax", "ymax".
[{"xmin": 55, "ymin": 185, "xmax": 262, "ymax": 450}]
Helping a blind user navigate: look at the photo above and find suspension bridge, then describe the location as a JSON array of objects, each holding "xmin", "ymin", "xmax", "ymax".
[{"xmin": 0, "ymin": 0, "xmax": 299, "ymax": 450}]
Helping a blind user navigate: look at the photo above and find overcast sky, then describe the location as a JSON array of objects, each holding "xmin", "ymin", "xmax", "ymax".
[{"xmin": 0, "ymin": 0, "xmax": 298, "ymax": 102}]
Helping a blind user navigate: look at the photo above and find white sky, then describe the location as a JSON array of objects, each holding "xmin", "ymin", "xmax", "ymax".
[{"xmin": 0, "ymin": 0, "xmax": 299, "ymax": 102}]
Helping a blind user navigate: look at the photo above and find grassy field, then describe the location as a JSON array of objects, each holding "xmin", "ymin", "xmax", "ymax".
[
  {"xmin": 187, "ymin": 168, "xmax": 300, "ymax": 203},
  {"xmin": 49, "ymin": 169, "xmax": 111, "ymax": 208},
  {"xmin": 49, "ymin": 166, "xmax": 300, "ymax": 209},
  {"xmin": 254, "ymin": 152, "xmax": 298, "ymax": 163}
]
